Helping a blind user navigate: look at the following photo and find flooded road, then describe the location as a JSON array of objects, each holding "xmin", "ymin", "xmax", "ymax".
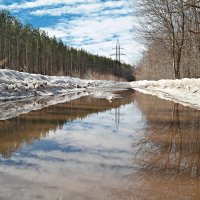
[{"xmin": 0, "ymin": 90, "xmax": 200, "ymax": 200}]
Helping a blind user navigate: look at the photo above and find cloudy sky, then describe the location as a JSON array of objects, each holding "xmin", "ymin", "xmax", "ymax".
[{"xmin": 0, "ymin": 0, "xmax": 144, "ymax": 64}]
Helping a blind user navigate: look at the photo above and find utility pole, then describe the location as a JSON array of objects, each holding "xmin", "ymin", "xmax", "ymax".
[
  {"xmin": 110, "ymin": 40, "xmax": 125, "ymax": 130},
  {"xmin": 110, "ymin": 39, "xmax": 125, "ymax": 79}
]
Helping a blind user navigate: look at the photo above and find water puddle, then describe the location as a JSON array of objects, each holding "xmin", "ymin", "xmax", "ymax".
[{"xmin": 0, "ymin": 90, "xmax": 200, "ymax": 199}]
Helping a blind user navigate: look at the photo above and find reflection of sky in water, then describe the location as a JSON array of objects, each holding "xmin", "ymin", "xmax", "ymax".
[{"xmin": 0, "ymin": 102, "xmax": 146, "ymax": 200}]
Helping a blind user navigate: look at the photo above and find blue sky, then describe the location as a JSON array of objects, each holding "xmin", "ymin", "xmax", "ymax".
[{"xmin": 0, "ymin": 0, "xmax": 144, "ymax": 64}]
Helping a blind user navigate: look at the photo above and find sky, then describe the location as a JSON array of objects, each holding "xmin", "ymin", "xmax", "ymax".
[{"xmin": 0, "ymin": 0, "xmax": 144, "ymax": 65}]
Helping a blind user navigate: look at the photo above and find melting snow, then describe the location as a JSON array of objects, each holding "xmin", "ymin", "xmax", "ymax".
[
  {"xmin": 0, "ymin": 69, "xmax": 129, "ymax": 120},
  {"xmin": 0, "ymin": 69, "xmax": 200, "ymax": 120},
  {"xmin": 0, "ymin": 69, "xmax": 129, "ymax": 101},
  {"xmin": 130, "ymin": 78, "xmax": 200, "ymax": 110}
]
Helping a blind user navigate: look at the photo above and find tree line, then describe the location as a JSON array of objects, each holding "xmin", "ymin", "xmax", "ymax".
[
  {"xmin": 135, "ymin": 0, "xmax": 200, "ymax": 80},
  {"xmin": 0, "ymin": 10, "xmax": 134, "ymax": 81}
]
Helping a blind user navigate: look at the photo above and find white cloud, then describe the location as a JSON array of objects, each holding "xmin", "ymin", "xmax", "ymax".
[
  {"xmin": 43, "ymin": 28, "xmax": 68, "ymax": 38},
  {"xmin": 0, "ymin": 0, "xmax": 144, "ymax": 64},
  {"xmin": 31, "ymin": 4, "xmax": 100, "ymax": 16},
  {"xmin": 41, "ymin": 9, "xmax": 144, "ymax": 64},
  {"xmin": 0, "ymin": 0, "xmax": 124, "ymax": 11},
  {"xmin": 0, "ymin": 0, "xmax": 94, "ymax": 10},
  {"xmin": 30, "ymin": 1, "xmax": 128, "ymax": 16}
]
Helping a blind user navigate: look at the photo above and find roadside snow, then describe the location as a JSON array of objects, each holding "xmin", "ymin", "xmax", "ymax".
[
  {"xmin": 0, "ymin": 69, "xmax": 128, "ymax": 101},
  {"xmin": 130, "ymin": 78, "xmax": 200, "ymax": 110},
  {"xmin": 0, "ymin": 69, "xmax": 129, "ymax": 120},
  {"xmin": 1, "ymin": 69, "xmax": 200, "ymax": 120}
]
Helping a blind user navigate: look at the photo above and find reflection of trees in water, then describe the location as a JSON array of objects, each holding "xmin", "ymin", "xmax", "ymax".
[
  {"xmin": 112, "ymin": 93, "xmax": 200, "ymax": 200},
  {"xmin": 0, "ymin": 90, "xmax": 134, "ymax": 158}
]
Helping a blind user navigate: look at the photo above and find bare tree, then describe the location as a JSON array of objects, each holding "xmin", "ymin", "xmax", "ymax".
[{"xmin": 137, "ymin": 0, "xmax": 187, "ymax": 79}]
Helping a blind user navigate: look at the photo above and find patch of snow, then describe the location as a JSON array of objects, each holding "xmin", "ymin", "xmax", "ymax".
[
  {"xmin": 2, "ymin": 69, "xmax": 200, "ymax": 120},
  {"xmin": 130, "ymin": 78, "xmax": 200, "ymax": 110},
  {"xmin": 0, "ymin": 69, "xmax": 129, "ymax": 120},
  {"xmin": 0, "ymin": 69, "xmax": 128, "ymax": 101},
  {"xmin": 92, "ymin": 91, "xmax": 123, "ymax": 103}
]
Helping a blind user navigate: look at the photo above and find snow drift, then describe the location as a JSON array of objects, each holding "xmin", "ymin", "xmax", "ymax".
[
  {"xmin": 0, "ymin": 69, "xmax": 128, "ymax": 101},
  {"xmin": 1, "ymin": 69, "xmax": 200, "ymax": 120},
  {"xmin": 0, "ymin": 69, "xmax": 129, "ymax": 120},
  {"xmin": 130, "ymin": 78, "xmax": 200, "ymax": 110}
]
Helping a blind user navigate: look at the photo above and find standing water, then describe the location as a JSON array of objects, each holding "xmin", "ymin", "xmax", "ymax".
[{"xmin": 0, "ymin": 90, "xmax": 200, "ymax": 200}]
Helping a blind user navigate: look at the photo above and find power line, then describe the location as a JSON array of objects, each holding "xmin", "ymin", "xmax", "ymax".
[
  {"xmin": 110, "ymin": 39, "xmax": 125, "ymax": 78},
  {"xmin": 110, "ymin": 40, "xmax": 125, "ymax": 130}
]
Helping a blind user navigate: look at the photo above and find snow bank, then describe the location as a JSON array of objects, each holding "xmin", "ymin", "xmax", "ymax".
[
  {"xmin": 0, "ymin": 69, "xmax": 128, "ymax": 101},
  {"xmin": 130, "ymin": 78, "xmax": 200, "ymax": 110},
  {"xmin": 1, "ymin": 69, "xmax": 200, "ymax": 120},
  {"xmin": 0, "ymin": 69, "xmax": 129, "ymax": 120}
]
